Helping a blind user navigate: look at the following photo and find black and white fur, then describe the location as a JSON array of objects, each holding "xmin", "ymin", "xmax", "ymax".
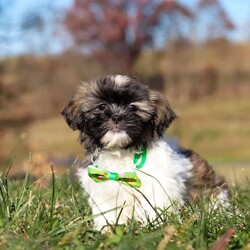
[{"xmin": 62, "ymin": 75, "xmax": 229, "ymax": 230}]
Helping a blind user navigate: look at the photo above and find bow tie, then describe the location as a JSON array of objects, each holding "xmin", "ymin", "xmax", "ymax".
[
  {"xmin": 88, "ymin": 166, "xmax": 141, "ymax": 188},
  {"xmin": 87, "ymin": 147, "xmax": 147, "ymax": 188}
]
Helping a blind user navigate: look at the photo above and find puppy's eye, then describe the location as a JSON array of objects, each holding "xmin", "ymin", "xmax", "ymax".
[
  {"xmin": 127, "ymin": 104, "xmax": 137, "ymax": 112},
  {"xmin": 98, "ymin": 103, "xmax": 107, "ymax": 111}
]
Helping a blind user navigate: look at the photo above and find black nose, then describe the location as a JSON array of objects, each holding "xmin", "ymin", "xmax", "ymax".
[{"xmin": 111, "ymin": 114, "xmax": 123, "ymax": 123}]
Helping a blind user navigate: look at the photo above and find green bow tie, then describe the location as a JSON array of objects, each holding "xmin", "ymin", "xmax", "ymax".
[
  {"xmin": 88, "ymin": 166, "xmax": 141, "ymax": 187},
  {"xmin": 88, "ymin": 147, "xmax": 147, "ymax": 188}
]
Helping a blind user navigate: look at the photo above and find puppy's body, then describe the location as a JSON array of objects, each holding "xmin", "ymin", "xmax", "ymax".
[
  {"xmin": 62, "ymin": 75, "xmax": 229, "ymax": 230},
  {"xmin": 79, "ymin": 138, "xmax": 192, "ymax": 229}
]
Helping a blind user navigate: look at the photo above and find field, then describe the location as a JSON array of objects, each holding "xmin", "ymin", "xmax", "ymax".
[
  {"xmin": 1, "ymin": 61, "xmax": 250, "ymax": 249},
  {"xmin": 0, "ymin": 93, "xmax": 250, "ymax": 249}
]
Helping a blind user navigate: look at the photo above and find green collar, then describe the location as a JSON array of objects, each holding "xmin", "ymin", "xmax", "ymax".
[
  {"xmin": 133, "ymin": 147, "xmax": 147, "ymax": 169},
  {"xmin": 91, "ymin": 146, "xmax": 147, "ymax": 169}
]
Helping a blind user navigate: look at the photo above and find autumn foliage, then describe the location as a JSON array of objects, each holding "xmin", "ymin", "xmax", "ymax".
[{"xmin": 64, "ymin": 0, "xmax": 234, "ymax": 71}]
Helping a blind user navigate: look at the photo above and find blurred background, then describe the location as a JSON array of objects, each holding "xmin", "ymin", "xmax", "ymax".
[{"xmin": 0, "ymin": 0, "xmax": 249, "ymax": 184}]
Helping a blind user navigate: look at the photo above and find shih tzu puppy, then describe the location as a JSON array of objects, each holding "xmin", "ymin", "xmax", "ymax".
[{"xmin": 62, "ymin": 75, "xmax": 229, "ymax": 230}]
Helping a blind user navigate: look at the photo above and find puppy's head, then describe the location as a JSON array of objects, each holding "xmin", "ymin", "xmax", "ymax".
[{"xmin": 62, "ymin": 75, "xmax": 176, "ymax": 152}]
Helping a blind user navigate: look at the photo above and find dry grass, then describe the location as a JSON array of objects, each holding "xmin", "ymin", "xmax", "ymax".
[
  {"xmin": 26, "ymin": 117, "xmax": 83, "ymax": 157},
  {"xmin": 169, "ymin": 96, "xmax": 250, "ymax": 163}
]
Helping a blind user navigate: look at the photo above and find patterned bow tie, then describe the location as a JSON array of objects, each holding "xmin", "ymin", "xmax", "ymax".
[
  {"xmin": 88, "ymin": 166, "xmax": 141, "ymax": 188},
  {"xmin": 87, "ymin": 147, "xmax": 147, "ymax": 188}
]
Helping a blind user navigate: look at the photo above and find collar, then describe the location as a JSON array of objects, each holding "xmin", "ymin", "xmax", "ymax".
[
  {"xmin": 91, "ymin": 146, "xmax": 147, "ymax": 169},
  {"xmin": 133, "ymin": 147, "xmax": 147, "ymax": 169}
]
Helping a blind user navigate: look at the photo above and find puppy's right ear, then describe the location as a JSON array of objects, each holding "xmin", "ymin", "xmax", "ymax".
[
  {"xmin": 61, "ymin": 100, "xmax": 84, "ymax": 131},
  {"xmin": 62, "ymin": 82, "xmax": 91, "ymax": 130}
]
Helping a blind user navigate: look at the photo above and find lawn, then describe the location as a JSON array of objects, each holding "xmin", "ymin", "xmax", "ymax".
[
  {"xmin": 1, "ymin": 94, "xmax": 250, "ymax": 249},
  {"xmin": 0, "ymin": 166, "xmax": 249, "ymax": 250}
]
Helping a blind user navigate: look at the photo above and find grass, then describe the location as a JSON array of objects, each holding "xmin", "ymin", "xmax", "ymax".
[
  {"xmin": 0, "ymin": 163, "xmax": 250, "ymax": 250},
  {"xmin": 1, "ymin": 89, "xmax": 250, "ymax": 249}
]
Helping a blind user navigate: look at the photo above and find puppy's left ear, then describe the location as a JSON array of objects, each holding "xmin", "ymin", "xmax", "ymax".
[{"xmin": 149, "ymin": 90, "xmax": 176, "ymax": 134}]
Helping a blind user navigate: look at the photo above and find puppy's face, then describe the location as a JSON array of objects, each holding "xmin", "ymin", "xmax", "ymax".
[{"xmin": 62, "ymin": 75, "xmax": 176, "ymax": 152}]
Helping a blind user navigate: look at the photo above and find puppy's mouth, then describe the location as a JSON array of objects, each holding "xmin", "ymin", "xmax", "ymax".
[
  {"xmin": 100, "ymin": 131, "xmax": 132, "ymax": 149},
  {"xmin": 100, "ymin": 121, "xmax": 132, "ymax": 149}
]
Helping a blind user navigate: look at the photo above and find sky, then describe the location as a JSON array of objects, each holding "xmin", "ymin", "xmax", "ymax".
[
  {"xmin": 180, "ymin": 0, "xmax": 250, "ymax": 41},
  {"xmin": 0, "ymin": 0, "xmax": 73, "ymax": 57},
  {"xmin": 220, "ymin": 0, "xmax": 250, "ymax": 40},
  {"xmin": 0, "ymin": 0, "xmax": 250, "ymax": 58}
]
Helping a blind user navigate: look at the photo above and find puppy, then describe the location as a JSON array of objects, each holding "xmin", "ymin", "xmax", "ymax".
[{"xmin": 62, "ymin": 75, "xmax": 229, "ymax": 230}]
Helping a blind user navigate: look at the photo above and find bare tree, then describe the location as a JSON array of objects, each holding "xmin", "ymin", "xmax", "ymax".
[{"xmin": 64, "ymin": 0, "xmax": 193, "ymax": 72}]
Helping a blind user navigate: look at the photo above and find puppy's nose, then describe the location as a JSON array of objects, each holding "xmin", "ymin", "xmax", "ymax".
[{"xmin": 111, "ymin": 114, "xmax": 123, "ymax": 123}]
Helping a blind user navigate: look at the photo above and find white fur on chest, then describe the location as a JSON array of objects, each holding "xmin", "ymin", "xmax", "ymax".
[{"xmin": 78, "ymin": 138, "xmax": 193, "ymax": 229}]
